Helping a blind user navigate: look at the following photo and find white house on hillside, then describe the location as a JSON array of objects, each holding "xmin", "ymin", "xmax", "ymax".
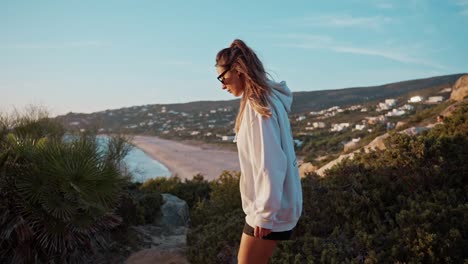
[
  {"xmin": 409, "ymin": 96, "xmax": 423, "ymax": 103},
  {"xmin": 313, "ymin": 122, "xmax": 326, "ymax": 128},
  {"xmin": 377, "ymin": 102, "xmax": 391, "ymax": 111},
  {"xmin": 426, "ymin": 96, "xmax": 444, "ymax": 103},
  {"xmin": 330, "ymin": 123, "xmax": 350, "ymax": 132},
  {"xmin": 222, "ymin": 135, "xmax": 235, "ymax": 142},
  {"xmin": 354, "ymin": 124, "xmax": 366, "ymax": 130},
  {"xmin": 377, "ymin": 98, "xmax": 397, "ymax": 112},
  {"xmin": 439, "ymin": 87, "xmax": 452, "ymax": 93},
  {"xmin": 296, "ymin": 116, "xmax": 306, "ymax": 121},
  {"xmin": 401, "ymin": 104, "xmax": 414, "ymax": 110},
  {"xmin": 386, "ymin": 109, "xmax": 406, "ymax": 117},
  {"xmin": 385, "ymin": 99, "xmax": 397, "ymax": 106},
  {"xmin": 366, "ymin": 115, "xmax": 387, "ymax": 125}
]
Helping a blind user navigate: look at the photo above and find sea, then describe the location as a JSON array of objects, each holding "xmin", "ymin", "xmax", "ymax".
[{"xmin": 96, "ymin": 135, "xmax": 171, "ymax": 182}]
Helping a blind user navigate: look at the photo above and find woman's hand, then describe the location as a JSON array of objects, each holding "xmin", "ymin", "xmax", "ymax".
[{"xmin": 254, "ymin": 226, "xmax": 272, "ymax": 238}]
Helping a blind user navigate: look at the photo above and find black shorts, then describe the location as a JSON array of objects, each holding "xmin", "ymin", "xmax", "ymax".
[{"xmin": 243, "ymin": 222, "xmax": 293, "ymax": 241}]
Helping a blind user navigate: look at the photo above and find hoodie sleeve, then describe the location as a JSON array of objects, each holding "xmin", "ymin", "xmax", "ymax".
[{"xmin": 249, "ymin": 109, "xmax": 287, "ymax": 229}]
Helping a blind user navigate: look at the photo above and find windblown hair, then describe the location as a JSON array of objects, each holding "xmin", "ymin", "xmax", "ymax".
[{"xmin": 215, "ymin": 39, "xmax": 272, "ymax": 133}]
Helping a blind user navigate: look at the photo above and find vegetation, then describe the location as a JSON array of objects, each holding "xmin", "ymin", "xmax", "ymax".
[
  {"xmin": 2, "ymin": 100, "xmax": 466, "ymax": 263},
  {"xmin": 185, "ymin": 102, "xmax": 468, "ymax": 263},
  {"xmin": 56, "ymin": 74, "xmax": 463, "ymax": 140},
  {"xmin": 140, "ymin": 173, "xmax": 211, "ymax": 209},
  {"xmin": 299, "ymin": 123, "xmax": 386, "ymax": 165},
  {"xmin": 397, "ymin": 100, "xmax": 452, "ymax": 130},
  {"xmin": 0, "ymin": 108, "xmax": 132, "ymax": 263},
  {"xmin": 187, "ymin": 171, "xmax": 243, "ymax": 264}
]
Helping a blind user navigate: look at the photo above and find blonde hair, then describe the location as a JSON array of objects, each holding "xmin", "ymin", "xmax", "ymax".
[{"xmin": 215, "ymin": 39, "xmax": 272, "ymax": 133}]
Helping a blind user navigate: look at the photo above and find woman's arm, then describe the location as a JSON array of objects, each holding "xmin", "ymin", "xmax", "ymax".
[{"xmin": 249, "ymin": 109, "xmax": 287, "ymax": 230}]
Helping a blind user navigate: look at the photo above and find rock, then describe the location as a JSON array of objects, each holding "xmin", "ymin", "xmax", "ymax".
[
  {"xmin": 158, "ymin": 193, "xmax": 190, "ymax": 228},
  {"xmin": 450, "ymin": 75, "xmax": 468, "ymax": 101},
  {"xmin": 125, "ymin": 194, "xmax": 191, "ymax": 264},
  {"xmin": 316, "ymin": 153, "xmax": 355, "ymax": 177},
  {"xmin": 364, "ymin": 133, "xmax": 390, "ymax": 153},
  {"xmin": 395, "ymin": 121, "xmax": 406, "ymax": 129},
  {"xmin": 298, "ymin": 162, "xmax": 317, "ymax": 178},
  {"xmin": 317, "ymin": 133, "xmax": 389, "ymax": 177},
  {"xmin": 441, "ymin": 98, "xmax": 468, "ymax": 118},
  {"xmin": 399, "ymin": 126, "xmax": 430, "ymax": 136},
  {"xmin": 344, "ymin": 141, "xmax": 359, "ymax": 152}
]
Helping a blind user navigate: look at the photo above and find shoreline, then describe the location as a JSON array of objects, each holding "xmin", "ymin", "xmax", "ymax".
[{"xmin": 130, "ymin": 135, "xmax": 240, "ymax": 181}]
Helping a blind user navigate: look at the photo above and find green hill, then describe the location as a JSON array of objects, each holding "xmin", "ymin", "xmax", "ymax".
[{"xmin": 55, "ymin": 73, "xmax": 464, "ymax": 137}]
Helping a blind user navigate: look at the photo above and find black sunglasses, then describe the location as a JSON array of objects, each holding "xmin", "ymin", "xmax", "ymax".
[{"xmin": 217, "ymin": 65, "xmax": 231, "ymax": 84}]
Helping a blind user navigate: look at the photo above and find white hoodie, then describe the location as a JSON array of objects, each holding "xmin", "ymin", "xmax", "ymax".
[{"xmin": 235, "ymin": 80, "xmax": 303, "ymax": 232}]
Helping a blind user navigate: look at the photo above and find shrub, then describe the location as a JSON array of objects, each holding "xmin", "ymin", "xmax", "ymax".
[
  {"xmin": 186, "ymin": 102, "xmax": 468, "ymax": 263},
  {"xmin": 115, "ymin": 192, "xmax": 145, "ymax": 226},
  {"xmin": 139, "ymin": 192, "xmax": 163, "ymax": 224},
  {"xmin": 140, "ymin": 173, "xmax": 211, "ymax": 209},
  {"xmin": 0, "ymin": 112, "xmax": 130, "ymax": 263},
  {"xmin": 187, "ymin": 171, "xmax": 243, "ymax": 264}
]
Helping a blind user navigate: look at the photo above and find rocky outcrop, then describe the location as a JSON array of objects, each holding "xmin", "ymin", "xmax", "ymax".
[
  {"xmin": 344, "ymin": 141, "xmax": 359, "ymax": 152},
  {"xmin": 315, "ymin": 131, "xmax": 401, "ymax": 176},
  {"xmin": 317, "ymin": 125, "xmax": 432, "ymax": 176},
  {"xmin": 158, "ymin": 194, "xmax": 190, "ymax": 228},
  {"xmin": 441, "ymin": 98, "xmax": 468, "ymax": 118},
  {"xmin": 125, "ymin": 194, "xmax": 190, "ymax": 264},
  {"xmin": 399, "ymin": 126, "xmax": 432, "ymax": 136},
  {"xmin": 298, "ymin": 162, "xmax": 318, "ymax": 178},
  {"xmin": 450, "ymin": 75, "xmax": 468, "ymax": 101},
  {"xmin": 316, "ymin": 153, "xmax": 355, "ymax": 177},
  {"xmin": 395, "ymin": 121, "xmax": 406, "ymax": 129},
  {"xmin": 364, "ymin": 133, "xmax": 390, "ymax": 153}
]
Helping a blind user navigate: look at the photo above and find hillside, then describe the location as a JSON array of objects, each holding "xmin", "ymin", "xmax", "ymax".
[
  {"xmin": 54, "ymin": 74, "xmax": 464, "ymax": 152},
  {"xmin": 291, "ymin": 73, "xmax": 463, "ymax": 113},
  {"xmin": 59, "ymin": 73, "xmax": 463, "ymax": 118}
]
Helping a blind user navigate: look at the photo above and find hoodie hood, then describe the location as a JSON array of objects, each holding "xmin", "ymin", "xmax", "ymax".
[{"xmin": 267, "ymin": 80, "xmax": 293, "ymax": 113}]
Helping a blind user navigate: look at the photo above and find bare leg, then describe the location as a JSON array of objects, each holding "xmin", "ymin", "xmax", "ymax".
[{"xmin": 237, "ymin": 233, "xmax": 278, "ymax": 264}]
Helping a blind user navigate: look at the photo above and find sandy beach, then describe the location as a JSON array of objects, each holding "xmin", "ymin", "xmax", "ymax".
[{"xmin": 130, "ymin": 136, "xmax": 240, "ymax": 181}]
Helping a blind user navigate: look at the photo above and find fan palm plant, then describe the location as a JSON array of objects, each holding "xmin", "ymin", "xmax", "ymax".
[{"xmin": 0, "ymin": 114, "xmax": 129, "ymax": 263}]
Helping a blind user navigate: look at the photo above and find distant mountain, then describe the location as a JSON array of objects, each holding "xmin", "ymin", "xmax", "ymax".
[
  {"xmin": 55, "ymin": 73, "xmax": 465, "ymax": 135},
  {"xmin": 115, "ymin": 73, "xmax": 463, "ymax": 114},
  {"xmin": 290, "ymin": 73, "xmax": 464, "ymax": 113}
]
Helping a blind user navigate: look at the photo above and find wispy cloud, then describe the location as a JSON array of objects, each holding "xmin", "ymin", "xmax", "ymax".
[
  {"xmin": 455, "ymin": 0, "xmax": 468, "ymax": 15},
  {"xmin": 1, "ymin": 41, "xmax": 106, "ymax": 49},
  {"xmin": 376, "ymin": 2, "xmax": 395, "ymax": 9},
  {"xmin": 291, "ymin": 14, "xmax": 394, "ymax": 30},
  {"xmin": 271, "ymin": 34, "xmax": 333, "ymax": 46},
  {"xmin": 164, "ymin": 60, "xmax": 193, "ymax": 66},
  {"xmin": 274, "ymin": 34, "xmax": 448, "ymax": 70},
  {"xmin": 331, "ymin": 46, "xmax": 447, "ymax": 69}
]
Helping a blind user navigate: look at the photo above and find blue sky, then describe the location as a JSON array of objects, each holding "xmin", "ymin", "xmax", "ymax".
[{"xmin": 1, "ymin": 0, "xmax": 467, "ymax": 116}]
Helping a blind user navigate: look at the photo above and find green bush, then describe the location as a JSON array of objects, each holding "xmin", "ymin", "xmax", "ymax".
[
  {"xmin": 187, "ymin": 171, "xmax": 243, "ymax": 264},
  {"xmin": 115, "ymin": 192, "xmax": 146, "ymax": 226},
  {"xmin": 140, "ymin": 173, "xmax": 211, "ymax": 209},
  {"xmin": 139, "ymin": 192, "xmax": 163, "ymax": 224},
  {"xmin": 186, "ymin": 102, "xmax": 468, "ymax": 264},
  {"xmin": 0, "ymin": 112, "xmax": 130, "ymax": 263}
]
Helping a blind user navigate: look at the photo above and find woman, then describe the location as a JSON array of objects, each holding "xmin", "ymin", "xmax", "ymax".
[{"xmin": 215, "ymin": 39, "xmax": 303, "ymax": 264}]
